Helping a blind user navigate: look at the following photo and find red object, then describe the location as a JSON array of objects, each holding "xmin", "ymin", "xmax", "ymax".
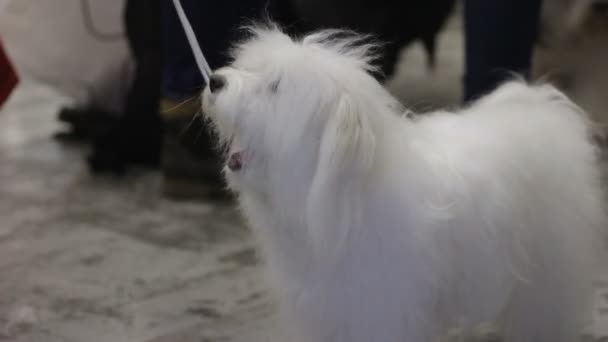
[{"xmin": 0, "ymin": 39, "xmax": 18, "ymax": 107}]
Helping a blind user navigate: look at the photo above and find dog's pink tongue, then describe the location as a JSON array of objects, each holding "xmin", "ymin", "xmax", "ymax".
[{"xmin": 228, "ymin": 151, "xmax": 243, "ymax": 171}]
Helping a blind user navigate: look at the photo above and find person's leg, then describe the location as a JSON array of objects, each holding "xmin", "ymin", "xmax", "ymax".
[
  {"xmin": 0, "ymin": 39, "xmax": 18, "ymax": 108},
  {"xmin": 463, "ymin": 0, "xmax": 542, "ymax": 102},
  {"xmin": 160, "ymin": 0, "xmax": 266, "ymax": 200},
  {"xmin": 161, "ymin": 0, "xmax": 204, "ymax": 103},
  {"xmin": 88, "ymin": 0, "xmax": 162, "ymax": 173},
  {"xmin": 162, "ymin": 0, "xmax": 267, "ymax": 99},
  {"xmin": 163, "ymin": 0, "xmax": 269, "ymax": 84},
  {"xmin": 161, "ymin": 0, "xmax": 222, "ymax": 199}
]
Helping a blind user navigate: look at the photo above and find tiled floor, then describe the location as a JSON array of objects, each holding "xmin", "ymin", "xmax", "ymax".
[{"xmin": 1, "ymin": 12, "xmax": 608, "ymax": 342}]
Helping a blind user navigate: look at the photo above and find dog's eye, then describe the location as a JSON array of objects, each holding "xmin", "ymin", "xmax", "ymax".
[{"xmin": 269, "ymin": 79, "xmax": 280, "ymax": 93}]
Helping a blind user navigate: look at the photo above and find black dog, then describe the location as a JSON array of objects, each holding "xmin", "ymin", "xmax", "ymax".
[{"xmin": 268, "ymin": 0, "xmax": 457, "ymax": 79}]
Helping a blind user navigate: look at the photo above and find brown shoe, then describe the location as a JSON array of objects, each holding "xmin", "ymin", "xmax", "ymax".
[{"xmin": 160, "ymin": 97, "xmax": 232, "ymax": 201}]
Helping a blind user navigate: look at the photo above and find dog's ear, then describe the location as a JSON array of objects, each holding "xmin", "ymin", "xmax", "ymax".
[
  {"xmin": 306, "ymin": 94, "xmax": 376, "ymax": 259},
  {"xmin": 317, "ymin": 94, "xmax": 376, "ymax": 176}
]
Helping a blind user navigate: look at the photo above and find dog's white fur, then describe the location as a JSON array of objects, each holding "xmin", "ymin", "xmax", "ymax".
[{"xmin": 203, "ymin": 26, "xmax": 604, "ymax": 342}]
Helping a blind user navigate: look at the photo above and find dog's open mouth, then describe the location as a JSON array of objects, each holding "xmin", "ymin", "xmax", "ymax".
[{"xmin": 227, "ymin": 151, "xmax": 243, "ymax": 171}]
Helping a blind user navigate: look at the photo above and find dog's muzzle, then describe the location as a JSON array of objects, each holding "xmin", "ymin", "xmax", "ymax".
[{"xmin": 203, "ymin": 73, "xmax": 243, "ymax": 172}]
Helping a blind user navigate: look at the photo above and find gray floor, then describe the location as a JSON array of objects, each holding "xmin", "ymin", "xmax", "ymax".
[
  {"xmin": 0, "ymin": 80, "xmax": 272, "ymax": 341},
  {"xmin": 2, "ymin": 14, "xmax": 608, "ymax": 342}
]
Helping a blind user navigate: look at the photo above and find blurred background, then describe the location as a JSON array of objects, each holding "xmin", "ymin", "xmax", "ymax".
[{"xmin": 0, "ymin": 0, "xmax": 608, "ymax": 341}]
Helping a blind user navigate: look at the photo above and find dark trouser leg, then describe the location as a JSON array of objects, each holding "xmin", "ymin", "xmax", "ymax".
[
  {"xmin": 463, "ymin": 0, "xmax": 542, "ymax": 102},
  {"xmin": 123, "ymin": 0, "xmax": 162, "ymax": 163},
  {"xmin": 161, "ymin": 0, "xmax": 204, "ymax": 102},
  {"xmin": 162, "ymin": 0, "xmax": 268, "ymax": 99},
  {"xmin": 88, "ymin": 0, "xmax": 162, "ymax": 173},
  {"xmin": 160, "ymin": 0, "xmax": 266, "ymax": 199}
]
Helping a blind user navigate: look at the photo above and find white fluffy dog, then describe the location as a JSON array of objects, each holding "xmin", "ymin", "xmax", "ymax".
[{"xmin": 202, "ymin": 26, "xmax": 604, "ymax": 342}]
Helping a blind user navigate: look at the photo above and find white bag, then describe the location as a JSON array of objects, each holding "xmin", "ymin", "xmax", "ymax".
[{"xmin": 0, "ymin": 0, "xmax": 133, "ymax": 114}]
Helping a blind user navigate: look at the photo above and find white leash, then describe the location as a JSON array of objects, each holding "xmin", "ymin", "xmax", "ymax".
[{"xmin": 171, "ymin": 0, "xmax": 212, "ymax": 83}]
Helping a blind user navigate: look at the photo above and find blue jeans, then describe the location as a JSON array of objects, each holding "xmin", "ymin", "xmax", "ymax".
[
  {"xmin": 463, "ymin": 0, "xmax": 542, "ymax": 102},
  {"xmin": 161, "ymin": 0, "xmax": 266, "ymax": 101}
]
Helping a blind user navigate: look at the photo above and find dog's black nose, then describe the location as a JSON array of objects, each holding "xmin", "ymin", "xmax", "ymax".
[{"xmin": 209, "ymin": 74, "xmax": 226, "ymax": 93}]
